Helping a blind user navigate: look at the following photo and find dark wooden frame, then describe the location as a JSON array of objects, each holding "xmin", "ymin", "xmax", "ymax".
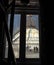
[
  {"xmin": 8, "ymin": 1, "xmax": 40, "ymax": 65},
  {"xmin": 0, "ymin": 0, "xmax": 43, "ymax": 65}
]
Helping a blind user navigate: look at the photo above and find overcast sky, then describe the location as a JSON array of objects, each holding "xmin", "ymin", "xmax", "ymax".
[{"xmin": 8, "ymin": 14, "xmax": 39, "ymax": 34}]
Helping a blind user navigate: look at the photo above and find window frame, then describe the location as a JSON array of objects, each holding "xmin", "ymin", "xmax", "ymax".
[
  {"xmin": 15, "ymin": 12, "xmax": 40, "ymax": 64},
  {"xmin": 5, "ymin": 1, "xmax": 41, "ymax": 64},
  {"xmin": 19, "ymin": 14, "xmax": 40, "ymax": 64}
]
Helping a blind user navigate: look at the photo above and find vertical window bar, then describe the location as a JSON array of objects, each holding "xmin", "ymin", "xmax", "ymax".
[
  {"xmin": 19, "ymin": 13, "xmax": 26, "ymax": 62},
  {"xmin": 8, "ymin": 0, "xmax": 17, "ymax": 65},
  {"xmin": 9, "ymin": 0, "xmax": 15, "ymax": 40},
  {"xmin": 4, "ymin": 15, "xmax": 16, "ymax": 65},
  {"xmin": 0, "ymin": 18, "xmax": 4, "ymax": 59}
]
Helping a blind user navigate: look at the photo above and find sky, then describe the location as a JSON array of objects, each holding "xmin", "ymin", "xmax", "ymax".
[{"xmin": 8, "ymin": 14, "xmax": 39, "ymax": 34}]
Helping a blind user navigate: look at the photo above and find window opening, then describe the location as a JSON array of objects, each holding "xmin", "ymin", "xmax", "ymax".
[
  {"xmin": 5, "ymin": 14, "xmax": 21, "ymax": 58},
  {"xmin": 25, "ymin": 15, "xmax": 39, "ymax": 58}
]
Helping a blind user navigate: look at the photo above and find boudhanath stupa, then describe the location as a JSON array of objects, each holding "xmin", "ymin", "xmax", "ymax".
[{"xmin": 12, "ymin": 15, "xmax": 39, "ymax": 58}]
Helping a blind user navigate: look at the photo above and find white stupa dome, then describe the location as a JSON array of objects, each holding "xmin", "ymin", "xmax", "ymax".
[{"xmin": 12, "ymin": 15, "xmax": 39, "ymax": 58}]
